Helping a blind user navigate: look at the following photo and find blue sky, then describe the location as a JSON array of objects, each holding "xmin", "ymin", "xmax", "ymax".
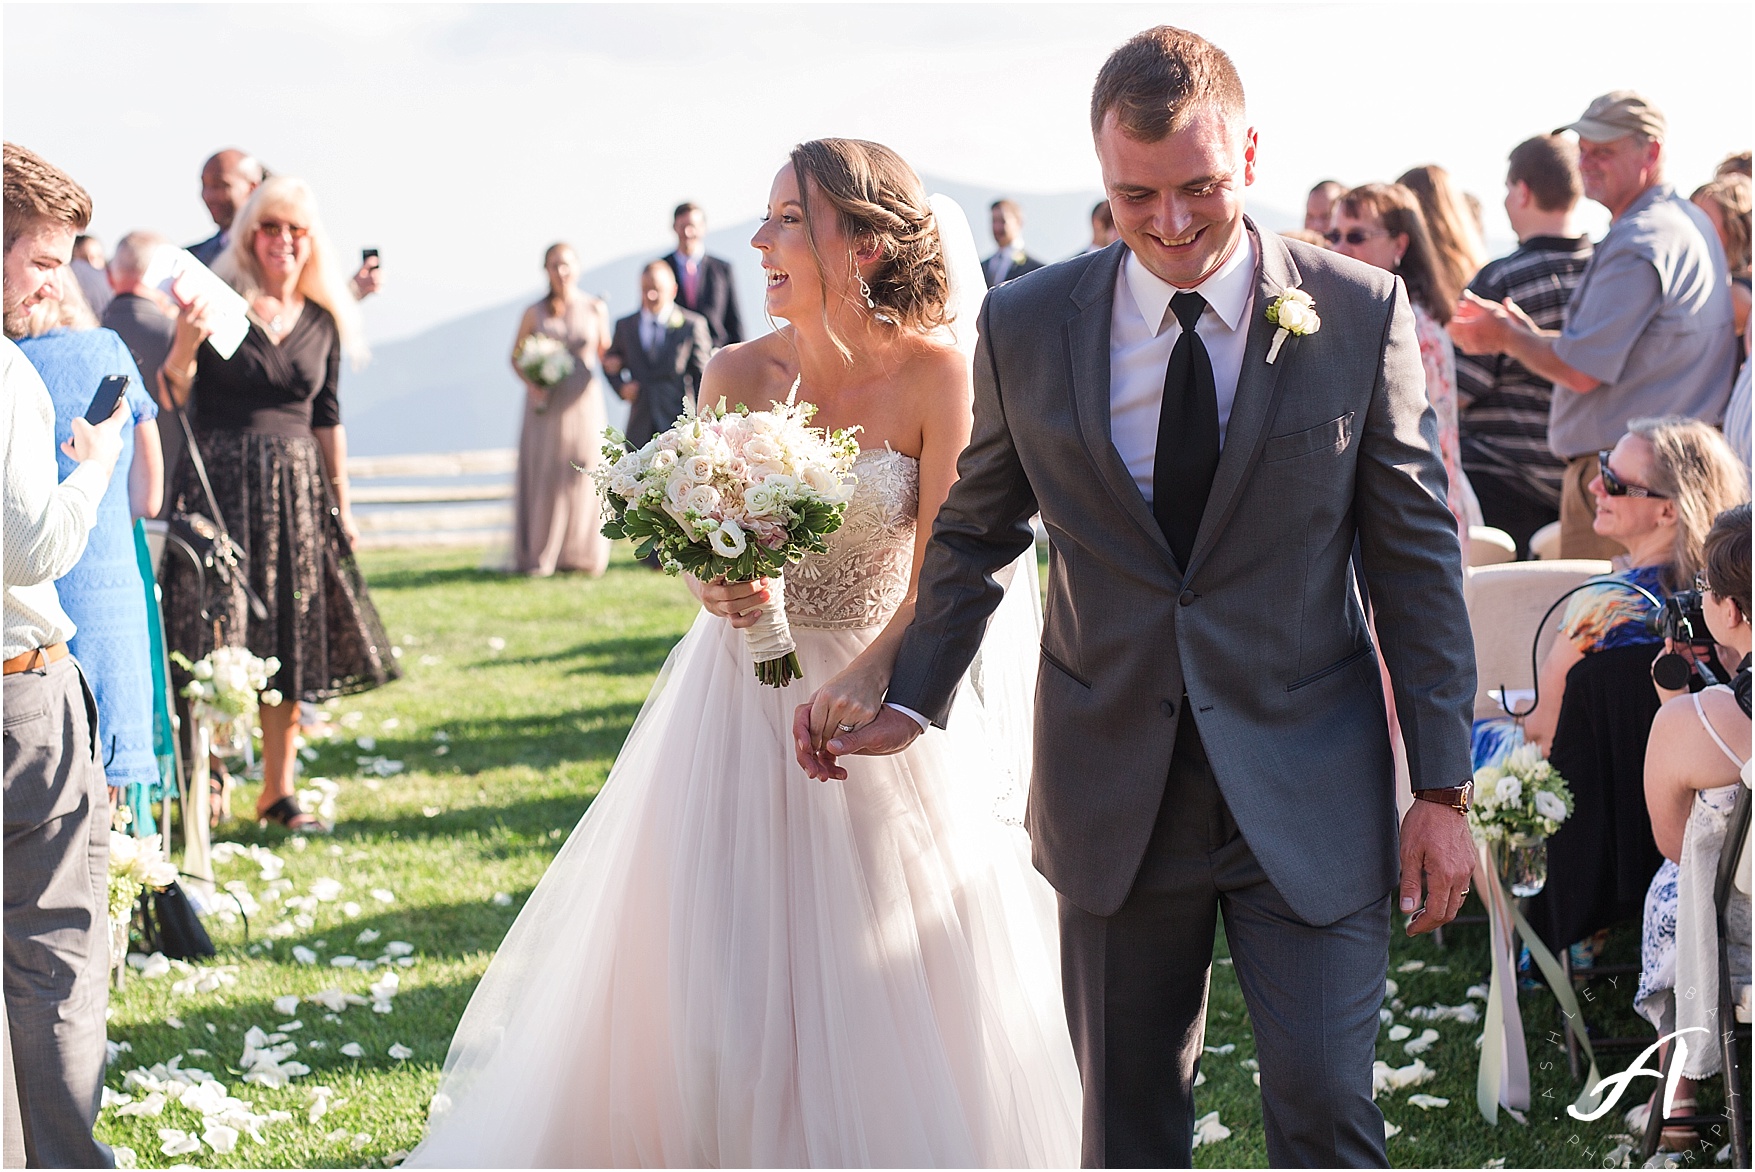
[{"xmin": 7, "ymin": 2, "xmax": 1749, "ymax": 343}]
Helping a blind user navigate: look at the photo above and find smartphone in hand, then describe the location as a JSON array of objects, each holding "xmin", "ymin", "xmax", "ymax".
[
  {"xmin": 361, "ymin": 248, "xmax": 380, "ymax": 266},
  {"xmin": 84, "ymin": 374, "xmax": 130, "ymax": 424}
]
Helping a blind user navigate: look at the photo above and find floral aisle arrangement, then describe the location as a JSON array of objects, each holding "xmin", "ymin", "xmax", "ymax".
[
  {"xmin": 1464, "ymin": 741, "xmax": 1600, "ymax": 1126},
  {"xmin": 172, "ymin": 647, "xmax": 281, "ymax": 754},
  {"xmin": 514, "ymin": 334, "xmax": 576, "ymax": 412},
  {"xmin": 108, "ymin": 831, "xmax": 179, "ymax": 964},
  {"xmin": 595, "ymin": 385, "xmax": 859, "ymax": 685}
]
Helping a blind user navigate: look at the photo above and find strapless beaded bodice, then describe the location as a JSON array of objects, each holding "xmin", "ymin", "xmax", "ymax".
[{"xmin": 785, "ymin": 448, "xmax": 919, "ymax": 630}]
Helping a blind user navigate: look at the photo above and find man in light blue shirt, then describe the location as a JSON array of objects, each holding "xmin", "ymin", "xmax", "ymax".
[{"xmin": 1449, "ymin": 91, "xmax": 1736, "ymax": 558}]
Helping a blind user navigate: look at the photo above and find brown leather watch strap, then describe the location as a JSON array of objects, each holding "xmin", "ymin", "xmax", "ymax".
[{"xmin": 1412, "ymin": 781, "xmax": 1473, "ymax": 814}]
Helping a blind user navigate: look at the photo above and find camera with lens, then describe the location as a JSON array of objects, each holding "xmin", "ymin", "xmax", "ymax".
[{"xmin": 1645, "ymin": 589, "xmax": 1713, "ymax": 690}]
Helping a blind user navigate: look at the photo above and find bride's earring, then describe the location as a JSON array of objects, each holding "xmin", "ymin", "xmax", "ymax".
[{"xmin": 857, "ymin": 274, "xmax": 876, "ymax": 309}]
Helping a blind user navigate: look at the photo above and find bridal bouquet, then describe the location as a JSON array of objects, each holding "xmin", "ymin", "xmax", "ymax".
[
  {"xmin": 173, "ymin": 647, "xmax": 282, "ymax": 751},
  {"xmin": 595, "ymin": 385, "xmax": 859, "ymax": 685},
  {"xmin": 1467, "ymin": 743, "xmax": 1574, "ymax": 844}
]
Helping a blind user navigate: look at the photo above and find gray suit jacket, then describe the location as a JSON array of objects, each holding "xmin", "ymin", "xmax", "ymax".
[{"xmin": 886, "ymin": 224, "xmax": 1476, "ymax": 926}]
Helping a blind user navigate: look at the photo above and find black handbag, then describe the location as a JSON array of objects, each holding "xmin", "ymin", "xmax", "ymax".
[
  {"xmin": 134, "ymin": 881, "xmax": 216, "ymax": 961},
  {"xmin": 165, "ymin": 401, "xmax": 267, "ymax": 624}
]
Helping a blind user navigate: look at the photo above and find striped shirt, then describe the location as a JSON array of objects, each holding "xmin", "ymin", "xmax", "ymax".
[{"xmin": 1455, "ymin": 235, "xmax": 1594, "ymax": 508}]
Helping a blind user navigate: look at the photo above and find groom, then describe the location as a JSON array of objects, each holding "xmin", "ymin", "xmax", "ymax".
[{"xmin": 798, "ymin": 25, "xmax": 1477, "ymax": 1169}]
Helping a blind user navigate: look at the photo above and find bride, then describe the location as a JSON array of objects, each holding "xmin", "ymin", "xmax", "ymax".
[{"xmin": 408, "ymin": 139, "xmax": 1081, "ymax": 1168}]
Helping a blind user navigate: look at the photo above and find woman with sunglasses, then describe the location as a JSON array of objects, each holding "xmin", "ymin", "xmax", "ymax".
[
  {"xmin": 1631, "ymin": 503, "xmax": 1750, "ymax": 1148},
  {"xmin": 1520, "ymin": 417, "xmax": 1746, "ymax": 970},
  {"xmin": 1328, "ymin": 183, "xmax": 1479, "ymax": 553},
  {"xmin": 158, "ymin": 176, "xmax": 399, "ymax": 833}
]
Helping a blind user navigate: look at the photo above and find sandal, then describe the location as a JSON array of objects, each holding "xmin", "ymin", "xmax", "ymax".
[
  {"xmin": 1659, "ymin": 1097, "xmax": 1701, "ymax": 1151},
  {"xmin": 258, "ymin": 796, "xmax": 332, "ymax": 835},
  {"xmin": 209, "ymin": 764, "xmax": 234, "ymax": 829}
]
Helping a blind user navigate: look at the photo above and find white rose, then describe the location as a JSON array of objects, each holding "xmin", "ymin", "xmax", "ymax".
[
  {"xmin": 1276, "ymin": 298, "xmax": 1317, "ymax": 333},
  {"xmin": 709, "ymin": 519, "xmax": 748, "ymax": 558},
  {"xmin": 682, "ymin": 484, "xmax": 721, "ymax": 515},
  {"xmin": 109, "ymin": 831, "xmax": 140, "ymax": 870},
  {"xmin": 261, "ymin": 689, "xmax": 284, "ymax": 708},
  {"xmin": 192, "ymin": 660, "xmax": 214, "ymax": 681},
  {"xmin": 1495, "ymin": 775, "xmax": 1523, "ymax": 807},
  {"xmin": 649, "ymin": 449, "xmax": 677, "ymax": 473},
  {"xmin": 610, "ymin": 472, "xmax": 642, "ymax": 499},
  {"xmin": 743, "ymin": 436, "xmax": 781, "ymax": 465},
  {"xmin": 681, "ymin": 455, "xmax": 715, "ymax": 485},
  {"xmin": 745, "ymin": 485, "xmax": 779, "ymax": 517},
  {"xmin": 747, "ymin": 461, "xmax": 786, "ymax": 481},
  {"xmin": 1534, "ymin": 790, "xmax": 1567, "ymax": 823}
]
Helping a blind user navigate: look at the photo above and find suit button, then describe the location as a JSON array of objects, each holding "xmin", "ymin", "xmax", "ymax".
[
  {"xmin": 1179, "ymin": 590, "xmax": 1196, "ymax": 607},
  {"xmin": 1160, "ymin": 699, "xmax": 1176, "ymax": 718}
]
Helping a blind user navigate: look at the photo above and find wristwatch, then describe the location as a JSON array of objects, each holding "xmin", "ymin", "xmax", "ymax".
[{"xmin": 1412, "ymin": 780, "xmax": 1473, "ymax": 814}]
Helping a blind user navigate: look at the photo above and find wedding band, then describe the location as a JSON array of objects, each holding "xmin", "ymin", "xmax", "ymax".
[{"xmin": 837, "ymin": 723, "xmax": 858, "ymax": 733}]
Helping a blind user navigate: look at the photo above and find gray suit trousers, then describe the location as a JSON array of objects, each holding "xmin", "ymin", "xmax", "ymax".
[
  {"xmin": 3, "ymin": 656, "xmax": 114, "ymax": 1169},
  {"xmin": 1058, "ymin": 710, "xmax": 1390, "ymax": 1168}
]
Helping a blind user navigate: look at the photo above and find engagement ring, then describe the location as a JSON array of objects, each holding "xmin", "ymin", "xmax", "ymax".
[{"xmin": 837, "ymin": 723, "xmax": 858, "ymax": 733}]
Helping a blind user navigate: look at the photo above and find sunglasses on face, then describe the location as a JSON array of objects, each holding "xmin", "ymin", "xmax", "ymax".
[
  {"xmin": 1596, "ymin": 450, "xmax": 1667, "ymax": 498},
  {"xmin": 256, "ymin": 221, "xmax": 310, "ymax": 241},
  {"xmin": 1324, "ymin": 227, "xmax": 1389, "ymax": 246}
]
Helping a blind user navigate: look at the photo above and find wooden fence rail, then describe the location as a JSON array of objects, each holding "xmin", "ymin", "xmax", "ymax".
[{"xmin": 347, "ymin": 448, "xmax": 516, "ymax": 549}]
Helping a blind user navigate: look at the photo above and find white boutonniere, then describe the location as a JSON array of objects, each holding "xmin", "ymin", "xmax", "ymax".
[
  {"xmin": 1265, "ymin": 288, "xmax": 1319, "ymax": 364},
  {"xmin": 666, "ymin": 309, "xmax": 685, "ymax": 330}
]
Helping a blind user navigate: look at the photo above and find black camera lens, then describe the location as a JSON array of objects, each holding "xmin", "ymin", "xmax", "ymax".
[{"xmin": 1652, "ymin": 652, "xmax": 1694, "ymax": 691}]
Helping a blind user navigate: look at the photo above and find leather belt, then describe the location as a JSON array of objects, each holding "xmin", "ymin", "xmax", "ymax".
[{"xmin": 2, "ymin": 643, "xmax": 71, "ymax": 676}]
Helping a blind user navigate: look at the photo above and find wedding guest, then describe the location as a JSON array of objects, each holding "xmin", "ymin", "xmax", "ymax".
[
  {"xmin": 1305, "ymin": 179, "xmax": 1344, "ymax": 233},
  {"xmin": 188, "ymin": 148, "xmax": 264, "ymax": 265},
  {"xmin": 1398, "ymin": 164, "xmax": 1488, "ymax": 311},
  {"xmin": 604, "ymin": 260, "xmax": 711, "ymax": 452},
  {"xmin": 1726, "ymin": 337, "xmax": 1752, "ymax": 468},
  {"xmin": 1455, "ymin": 136, "xmax": 1594, "ymax": 557},
  {"xmin": 1448, "ymin": 92, "xmax": 1737, "ymax": 561},
  {"xmin": 101, "ymin": 232, "xmax": 180, "ymax": 515},
  {"xmin": 665, "ymin": 202, "xmax": 742, "ymax": 348},
  {"xmin": 983, "ymin": 198, "xmax": 1043, "ymax": 287},
  {"xmin": 1635, "ymin": 503, "xmax": 1750, "ymax": 1147},
  {"xmin": 2, "ymin": 139, "xmax": 127, "ymax": 1171},
  {"xmin": 69, "ymin": 234, "xmax": 112, "ymax": 318},
  {"xmin": 509, "ymin": 243, "xmax": 612, "ymax": 577},
  {"xmin": 1692, "ymin": 172, "xmax": 1751, "ymax": 345},
  {"xmin": 1523, "ymin": 418, "xmax": 1747, "ymax": 967},
  {"xmin": 1330, "ymin": 182, "xmax": 1480, "ymax": 547},
  {"xmin": 158, "ymin": 176, "xmax": 399, "ymax": 834},
  {"xmin": 18, "ymin": 271, "xmax": 163, "ymax": 815},
  {"xmin": 1084, "ymin": 200, "xmax": 1117, "ymax": 253}
]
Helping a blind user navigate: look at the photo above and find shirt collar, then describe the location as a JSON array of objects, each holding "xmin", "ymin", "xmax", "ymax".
[{"xmin": 1122, "ymin": 228, "xmax": 1256, "ymax": 337}]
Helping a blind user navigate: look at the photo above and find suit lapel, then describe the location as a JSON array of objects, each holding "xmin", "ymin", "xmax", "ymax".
[
  {"xmin": 1065, "ymin": 246, "xmax": 1178, "ymax": 570},
  {"xmin": 1183, "ymin": 221, "xmax": 1302, "ymax": 581}
]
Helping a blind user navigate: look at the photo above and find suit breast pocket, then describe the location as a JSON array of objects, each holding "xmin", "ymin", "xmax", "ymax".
[{"xmin": 1261, "ymin": 412, "xmax": 1354, "ymax": 464}]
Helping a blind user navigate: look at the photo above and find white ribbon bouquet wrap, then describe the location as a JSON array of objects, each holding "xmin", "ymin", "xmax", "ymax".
[{"xmin": 594, "ymin": 383, "xmax": 859, "ymax": 686}]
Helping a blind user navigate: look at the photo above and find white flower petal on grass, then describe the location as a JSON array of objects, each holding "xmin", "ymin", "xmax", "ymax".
[
  {"xmin": 373, "ymin": 1000, "xmax": 394, "ymax": 1014},
  {"xmin": 112, "ymin": 1145, "xmax": 138, "ymax": 1168},
  {"xmin": 311, "ymin": 877, "xmax": 343, "ymax": 902},
  {"xmin": 158, "ymin": 1129, "xmax": 201, "ymax": 1156},
  {"xmin": 1371, "ymin": 1059, "xmax": 1435, "ymax": 1097},
  {"xmin": 1407, "ymin": 1093, "xmax": 1450, "ymax": 1110},
  {"xmin": 344, "ymin": 901, "xmax": 363, "ymax": 917},
  {"xmin": 1396, "ymin": 960, "xmax": 1425, "ymax": 973},
  {"xmin": 1403, "ymin": 1028, "xmax": 1440, "ymax": 1056},
  {"xmin": 487, "ymin": 637, "xmax": 506, "ymax": 651},
  {"xmin": 356, "ymin": 736, "xmax": 376, "ymax": 751},
  {"xmin": 118, "ymin": 1091, "xmax": 167, "ymax": 1116},
  {"xmin": 340, "ymin": 1043, "xmax": 364, "ymax": 1058},
  {"xmin": 388, "ymin": 1043, "xmax": 413, "ymax": 1060},
  {"xmin": 357, "ymin": 929, "xmax": 382, "ymax": 945},
  {"xmin": 202, "ymin": 1124, "xmax": 240, "ymax": 1154},
  {"xmin": 1388, "ymin": 1024, "xmax": 1412, "ymax": 1042},
  {"xmin": 331, "ymin": 955, "xmax": 359, "ymax": 969},
  {"xmin": 372, "ymin": 888, "xmax": 396, "ymax": 904},
  {"xmin": 1484, "ymin": 1159, "xmax": 1507, "ymax": 1169},
  {"xmin": 292, "ymin": 946, "xmax": 318, "ymax": 965},
  {"xmin": 354, "ymin": 1133, "xmax": 375, "ymax": 1149},
  {"xmin": 327, "ymin": 1128, "xmax": 351, "ymax": 1142},
  {"xmin": 1384, "ymin": 1121, "xmax": 1402, "ymax": 1139},
  {"xmin": 1190, "ymin": 1111, "xmax": 1232, "ymax": 1147},
  {"xmin": 1407, "ymin": 1002, "xmax": 1481, "ymax": 1025},
  {"xmin": 369, "ymin": 972, "xmax": 400, "ymax": 1000},
  {"xmin": 1192, "ymin": 1071, "xmax": 1205, "ymax": 1087},
  {"xmin": 491, "ymin": 892, "xmax": 513, "ymax": 907},
  {"xmin": 272, "ymin": 995, "xmax": 301, "ymax": 1016},
  {"xmin": 383, "ymin": 1150, "xmax": 410, "ymax": 1167},
  {"xmin": 1466, "ymin": 983, "xmax": 1490, "ymax": 1002},
  {"xmin": 102, "ymin": 1088, "xmax": 134, "ymax": 1109},
  {"xmin": 307, "ymin": 1086, "xmax": 333, "ymax": 1124},
  {"xmin": 385, "ymin": 941, "xmax": 414, "ymax": 957},
  {"xmin": 1202, "ymin": 1042, "xmax": 1235, "ymax": 1055}
]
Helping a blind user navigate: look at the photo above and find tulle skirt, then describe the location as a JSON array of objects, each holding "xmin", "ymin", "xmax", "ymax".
[{"xmin": 409, "ymin": 605, "xmax": 1081, "ymax": 1167}]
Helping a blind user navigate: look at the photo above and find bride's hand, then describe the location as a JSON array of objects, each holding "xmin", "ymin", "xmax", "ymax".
[
  {"xmin": 802, "ymin": 661, "xmax": 889, "ymax": 751},
  {"xmin": 690, "ymin": 575, "xmax": 772, "ymax": 629}
]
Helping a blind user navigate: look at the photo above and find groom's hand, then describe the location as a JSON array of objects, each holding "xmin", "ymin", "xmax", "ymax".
[
  {"xmin": 792, "ymin": 705, "xmax": 922, "ymax": 781},
  {"xmin": 1398, "ymin": 800, "xmax": 1475, "ymax": 935}
]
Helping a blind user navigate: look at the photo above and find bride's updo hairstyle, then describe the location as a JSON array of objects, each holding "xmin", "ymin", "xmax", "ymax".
[{"xmin": 789, "ymin": 138, "xmax": 952, "ymax": 354}]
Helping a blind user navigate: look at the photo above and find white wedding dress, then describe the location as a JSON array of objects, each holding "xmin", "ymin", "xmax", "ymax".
[{"xmin": 408, "ymin": 446, "xmax": 1082, "ymax": 1167}]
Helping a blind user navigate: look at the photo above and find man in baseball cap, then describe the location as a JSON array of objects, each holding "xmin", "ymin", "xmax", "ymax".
[{"xmin": 1450, "ymin": 90, "xmax": 1736, "ymax": 558}]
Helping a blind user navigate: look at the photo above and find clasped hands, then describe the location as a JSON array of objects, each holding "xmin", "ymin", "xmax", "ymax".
[{"xmin": 1447, "ymin": 289, "xmax": 1540, "ymax": 355}]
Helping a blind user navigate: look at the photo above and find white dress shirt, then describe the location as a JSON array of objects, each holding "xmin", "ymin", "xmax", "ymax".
[
  {"xmin": 639, "ymin": 307, "xmax": 668, "ymax": 354},
  {"xmin": 1109, "ymin": 231, "xmax": 1258, "ymax": 501},
  {"xmin": 3, "ymin": 339, "xmax": 106, "ymax": 658}
]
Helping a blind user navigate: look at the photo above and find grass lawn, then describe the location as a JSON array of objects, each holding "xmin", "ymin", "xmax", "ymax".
[{"xmin": 97, "ymin": 544, "xmax": 1690, "ymax": 1168}]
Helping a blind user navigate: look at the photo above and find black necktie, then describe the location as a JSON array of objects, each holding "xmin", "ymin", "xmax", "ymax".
[{"xmin": 1151, "ymin": 291, "xmax": 1220, "ymax": 569}]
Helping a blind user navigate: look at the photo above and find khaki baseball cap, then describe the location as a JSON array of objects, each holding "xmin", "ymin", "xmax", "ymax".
[{"xmin": 1557, "ymin": 90, "xmax": 1667, "ymax": 143}]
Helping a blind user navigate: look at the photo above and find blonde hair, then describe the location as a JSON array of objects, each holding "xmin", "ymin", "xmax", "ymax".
[
  {"xmin": 24, "ymin": 265, "xmax": 99, "ymax": 336},
  {"xmin": 1627, "ymin": 415, "xmax": 1751, "ymax": 584},
  {"xmin": 1396, "ymin": 165, "xmax": 1488, "ymax": 309},
  {"xmin": 215, "ymin": 176, "xmax": 366, "ymax": 364}
]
